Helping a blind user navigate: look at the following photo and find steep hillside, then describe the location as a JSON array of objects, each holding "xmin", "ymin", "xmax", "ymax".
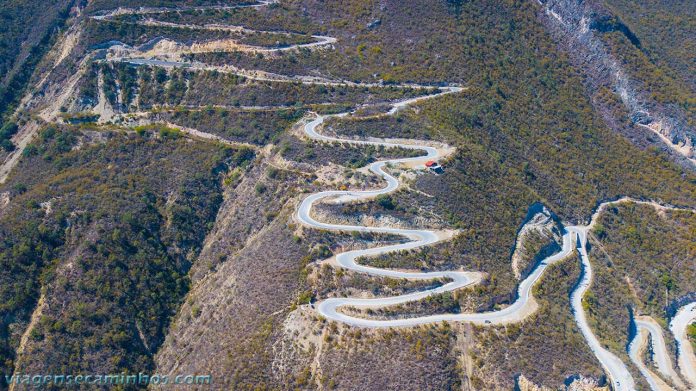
[
  {"xmin": 0, "ymin": 125, "xmax": 241, "ymax": 380},
  {"xmin": 0, "ymin": 0, "xmax": 76, "ymax": 154},
  {"xmin": 603, "ymin": 0, "xmax": 695, "ymax": 93},
  {"xmin": 586, "ymin": 203, "xmax": 696, "ymax": 363},
  {"xmin": 536, "ymin": 0, "xmax": 696, "ymax": 167},
  {"xmin": 0, "ymin": 0, "xmax": 693, "ymax": 390}
]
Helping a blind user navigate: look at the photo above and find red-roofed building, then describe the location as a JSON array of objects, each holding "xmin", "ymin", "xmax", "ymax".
[{"xmin": 425, "ymin": 160, "xmax": 444, "ymax": 174}]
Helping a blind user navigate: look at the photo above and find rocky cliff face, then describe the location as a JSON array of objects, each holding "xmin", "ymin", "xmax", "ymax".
[
  {"xmin": 516, "ymin": 374, "xmax": 609, "ymax": 391},
  {"xmin": 535, "ymin": 0, "xmax": 695, "ymax": 166},
  {"xmin": 511, "ymin": 204, "xmax": 561, "ymax": 280}
]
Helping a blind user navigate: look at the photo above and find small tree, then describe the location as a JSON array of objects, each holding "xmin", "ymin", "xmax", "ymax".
[{"xmin": 376, "ymin": 194, "xmax": 395, "ymax": 210}]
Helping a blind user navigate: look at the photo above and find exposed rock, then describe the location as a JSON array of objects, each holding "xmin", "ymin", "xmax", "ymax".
[
  {"xmin": 39, "ymin": 200, "xmax": 52, "ymax": 215},
  {"xmin": 367, "ymin": 18, "xmax": 381, "ymax": 29},
  {"xmin": 536, "ymin": 0, "xmax": 696, "ymax": 165},
  {"xmin": 0, "ymin": 191, "xmax": 9, "ymax": 211},
  {"xmin": 516, "ymin": 375, "xmax": 554, "ymax": 391},
  {"xmin": 511, "ymin": 204, "xmax": 561, "ymax": 279},
  {"xmin": 311, "ymin": 200, "xmax": 446, "ymax": 231},
  {"xmin": 516, "ymin": 374, "xmax": 609, "ymax": 391},
  {"xmin": 566, "ymin": 376, "xmax": 609, "ymax": 391}
]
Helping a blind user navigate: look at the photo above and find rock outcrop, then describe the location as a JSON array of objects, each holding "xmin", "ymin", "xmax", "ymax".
[
  {"xmin": 511, "ymin": 204, "xmax": 561, "ymax": 279},
  {"xmin": 535, "ymin": 0, "xmax": 695, "ymax": 165},
  {"xmin": 516, "ymin": 374, "xmax": 609, "ymax": 391}
]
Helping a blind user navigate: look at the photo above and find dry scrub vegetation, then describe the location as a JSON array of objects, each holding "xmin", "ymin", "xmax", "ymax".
[
  {"xmin": 1, "ymin": 0, "xmax": 695, "ymax": 389},
  {"xmin": 585, "ymin": 203, "xmax": 696, "ymax": 371}
]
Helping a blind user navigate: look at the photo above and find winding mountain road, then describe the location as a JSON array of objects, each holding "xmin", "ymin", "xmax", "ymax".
[
  {"xmin": 298, "ymin": 91, "xmax": 578, "ymax": 327},
  {"xmin": 671, "ymin": 302, "xmax": 696, "ymax": 389},
  {"xmin": 91, "ymin": 0, "xmax": 339, "ymax": 70},
  {"xmin": 91, "ymin": 0, "xmax": 278, "ymax": 20},
  {"xmin": 300, "ymin": 111, "xmax": 695, "ymax": 391},
  {"xmin": 12, "ymin": 1, "xmax": 695, "ymax": 389},
  {"xmin": 297, "ymin": 122, "xmax": 638, "ymax": 388},
  {"xmin": 569, "ymin": 199, "xmax": 696, "ymax": 391},
  {"xmin": 298, "ymin": 107, "xmax": 576, "ymax": 328},
  {"xmin": 569, "ymin": 226, "xmax": 635, "ymax": 391},
  {"xmin": 629, "ymin": 316, "xmax": 686, "ymax": 390}
]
